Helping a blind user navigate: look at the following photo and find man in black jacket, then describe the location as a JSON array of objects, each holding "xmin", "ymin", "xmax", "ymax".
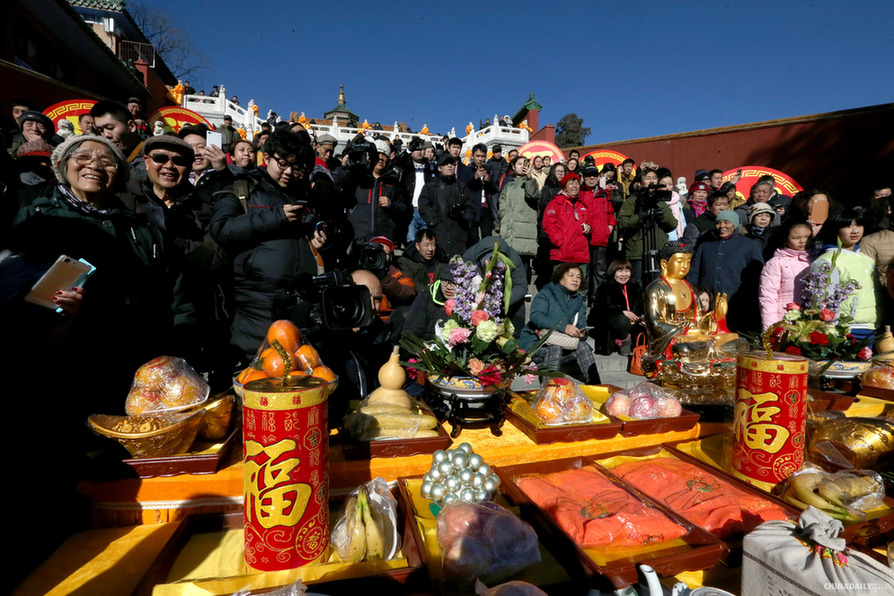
[
  {"xmin": 210, "ymin": 130, "xmax": 322, "ymax": 364},
  {"xmin": 418, "ymin": 154, "xmax": 476, "ymax": 258}
]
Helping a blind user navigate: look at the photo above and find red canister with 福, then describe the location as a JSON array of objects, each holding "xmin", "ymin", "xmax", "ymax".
[
  {"xmin": 732, "ymin": 352, "xmax": 808, "ymax": 491},
  {"xmin": 243, "ymin": 375, "xmax": 329, "ymax": 571}
]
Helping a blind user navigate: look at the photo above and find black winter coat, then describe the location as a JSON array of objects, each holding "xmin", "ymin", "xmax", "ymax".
[
  {"xmin": 210, "ymin": 169, "xmax": 321, "ymax": 360},
  {"xmin": 418, "ymin": 176, "xmax": 475, "ymax": 258}
]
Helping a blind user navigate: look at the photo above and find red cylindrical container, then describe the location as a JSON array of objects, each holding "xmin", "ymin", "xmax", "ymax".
[
  {"xmin": 732, "ymin": 352, "xmax": 808, "ymax": 491},
  {"xmin": 243, "ymin": 376, "xmax": 329, "ymax": 571}
]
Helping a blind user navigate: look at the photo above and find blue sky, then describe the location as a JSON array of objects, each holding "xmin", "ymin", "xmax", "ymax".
[{"xmin": 147, "ymin": 0, "xmax": 894, "ymax": 144}]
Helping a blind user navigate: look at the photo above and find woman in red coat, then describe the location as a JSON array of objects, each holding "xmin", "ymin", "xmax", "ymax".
[{"xmin": 542, "ymin": 172, "xmax": 593, "ymax": 290}]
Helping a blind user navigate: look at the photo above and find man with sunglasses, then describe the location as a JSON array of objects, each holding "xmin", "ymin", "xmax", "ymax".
[
  {"xmin": 119, "ymin": 134, "xmax": 231, "ymax": 379},
  {"xmin": 211, "ymin": 130, "xmax": 323, "ymax": 365}
]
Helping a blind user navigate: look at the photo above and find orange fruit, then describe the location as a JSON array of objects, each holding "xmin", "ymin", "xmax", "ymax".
[
  {"xmin": 267, "ymin": 320, "xmax": 301, "ymax": 354},
  {"xmin": 311, "ymin": 365, "xmax": 336, "ymax": 383},
  {"xmin": 535, "ymin": 398, "xmax": 563, "ymax": 424},
  {"xmin": 260, "ymin": 347, "xmax": 295, "ymax": 378},
  {"xmin": 294, "ymin": 344, "xmax": 320, "ymax": 371},
  {"xmin": 237, "ymin": 367, "xmax": 268, "ymax": 384}
]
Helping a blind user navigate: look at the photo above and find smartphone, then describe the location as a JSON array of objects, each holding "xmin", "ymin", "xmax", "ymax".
[
  {"xmin": 25, "ymin": 255, "xmax": 95, "ymax": 312},
  {"xmin": 206, "ymin": 130, "xmax": 222, "ymax": 149}
]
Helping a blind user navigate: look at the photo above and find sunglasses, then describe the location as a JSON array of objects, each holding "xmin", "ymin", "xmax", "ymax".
[{"xmin": 147, "ymin": 153, "xmax": 192, "ymax": 167}]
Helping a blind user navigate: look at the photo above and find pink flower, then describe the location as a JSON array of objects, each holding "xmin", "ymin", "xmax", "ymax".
[
  {"xmin": 470, "ymin": 310, "xmax": 489, "ymax": 326},
  {"xmin": 819, "ymin": 308, "xmax": 835, "ymax": 322},
  {"xmin": 524, "ymin": 374, "xmax": 537, "ymax": 385},
  {"xmin": 858, "ymin": 347, "xmax": 873, "ymax": 360},
  {"xmin": 468, "ymin": 358, "xmax": 485, "ymax": 375},
  {"xmin": 444, "ymin": 299, "xmax": 454, "ymax": 316},
  {"xmin": 785, "ymin": 302, "xmax": 801, "ymax": 311},
  {"xmin": 447, "ymin": 326, "xmax": 471, "ymax": 347},
  {"xmin": 475, "ymin": 291, "xmax": 485, "ymax": 304},
  {"xmin": 478, "ymin": 365, "xmax": 502, "ymax": 386},
  {"xmin": 406, "ymin": 358, "xmax": 419, "ymax": 380}
]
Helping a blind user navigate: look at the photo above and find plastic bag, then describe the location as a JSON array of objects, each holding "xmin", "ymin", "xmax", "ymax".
[
  {"xmin": 603, "ymin": 381, "xmax": 682, "ymax": 419},
  {"xmin": 330, "ymin": 478, "xmax": 401, "ymax": 562},
  {"xmin": 531, "ymin": 377, "xmax": 592, "ymax": 425},
  {"xmin": 861, "ymin": 361, "xmax": 894, "ymax": 389},
  {"xmin": 235, "ymin": 319, "xmax": 336, "ymax": 387},
  {"xmin": 343, "ymin": 395, "xmax": 437, "ymax": 440},
  {"xmin": 475, "ymin": 579, "xmax": 548, "ymax": 595},
  {"xmin": 124, "ymin": 356, "xmax": 210, "ymax": 416},
  {"xmin": 232, "ymin": 579, "xmax": 307, "ymax": 596},
  {"xmin": 776, "ymin": 465, "xmax": 885, "ymax": 521},
  {"xmin": 436, "ymin": 500, "xmax": 540, "ymax": 589}
]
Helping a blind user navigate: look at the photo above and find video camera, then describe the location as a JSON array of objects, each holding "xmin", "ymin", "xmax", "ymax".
[{"xmin": 272, "ymin": 269, "xmax": 375, "ymax": 334}]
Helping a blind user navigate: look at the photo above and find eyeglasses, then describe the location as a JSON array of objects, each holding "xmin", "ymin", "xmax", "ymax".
[
  {"xmin": 148, "ymin": 153, "xmax": 192, "ymax": 167},
  {"xmin": 71, "ymin": 152, "xmax": 118, "ymax": 170},
  {"xmin": 270, "ymin": 154, "xmax": 306, "ymax": 173}
]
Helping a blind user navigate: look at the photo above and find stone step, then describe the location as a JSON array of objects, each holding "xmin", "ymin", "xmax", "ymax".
[{"xmin": 594, "ymin": 354, "xmax": 631, "ymax": 372}]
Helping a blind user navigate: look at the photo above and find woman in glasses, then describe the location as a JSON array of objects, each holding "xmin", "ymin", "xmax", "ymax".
[{"xmin": 5, "ymin": 134, "xmax": 194, "ymax": 413}]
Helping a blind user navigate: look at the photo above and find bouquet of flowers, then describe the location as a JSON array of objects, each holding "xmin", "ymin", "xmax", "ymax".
[
  {"xmin": 763, "ymin": 247, "xmax": 873, "ymax": 363},
  {"xmin": 400, "ymin": 243, "xmax": 553, "ymax": 387}
]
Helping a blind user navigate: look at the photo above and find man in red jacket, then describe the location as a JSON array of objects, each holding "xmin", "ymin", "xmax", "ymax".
[
  {"xmin": 542, "ymin": 172, "xmax": 593, "ymax": 293},
  {"xmin": 580, "ymin": 166, "xmax": 617, "ymax": 299}
]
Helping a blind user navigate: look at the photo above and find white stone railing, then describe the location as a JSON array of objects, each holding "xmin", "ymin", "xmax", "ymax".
[{"xmin": 181, "ymin": 93, "xmax": 529, "ymax": 150}]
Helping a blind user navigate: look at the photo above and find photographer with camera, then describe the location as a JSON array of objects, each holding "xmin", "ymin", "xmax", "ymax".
[
  {"xmin": 210, "ymin": 129, "xmax": 324, "ymax": 365},
  {"xmin": 359, "ymin": 236, "xmax": 416, "ymax": 338},
  {"xmin": 418, "ymin": 153, "xmax": 476, "ymax": 258},
  {"xmin": 345, "ymin": 138, "xmax": 408, "ymax": 244},
  {"xmin": 617, "ymin": 166, "xmax": 680, "ymax": 286}
]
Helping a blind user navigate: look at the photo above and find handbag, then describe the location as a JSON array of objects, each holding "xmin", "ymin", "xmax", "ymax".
[
  {"xmin": 628, "ymin": 333, "xmax": 647, "ymax": 375},
  {"xmin": 542, "ymin": 313, "xmax": 580, "ymax": 350},
  {"xmin": 543, "ymin": 330, "xmax": 580, "ymax": 350}
]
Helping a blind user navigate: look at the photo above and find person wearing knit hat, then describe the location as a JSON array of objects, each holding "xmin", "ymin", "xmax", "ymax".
[
  {"xmin": 15, "ymin": 138, "xmax": 54, "ymax": 159},
  {"xmin": 688, "ymin": 181, "xmax": 711, "ymax": 216},
  {"xmin": 18, "ymin": 111, "xmax": 55, "ymax": 144},
  {"xmin": 686, "ymin": 203, "xmax": 765, "ymax": 332},
  {"xmin": 740, "ymin": 201, "xmax": 777, "ymax": 249},
  {"xmin": 543, "ymin": 169, "xmax": 593, "ymax": 285},
  {"xmin": 13, "ymin": 139, "xmax": 56, "ymax": 205},
  {"xmin": 7, "ymin": 131, "xmax": 194, "ymax": 425},
  {"xmin": 51, "ymin": 133, "xmax": 129, "ymax": 191}
]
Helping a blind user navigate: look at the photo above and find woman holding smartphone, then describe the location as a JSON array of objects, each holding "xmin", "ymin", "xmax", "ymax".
[{"xmin": 5, "ymin": 134, "xmax": 194, "ymax": 413}]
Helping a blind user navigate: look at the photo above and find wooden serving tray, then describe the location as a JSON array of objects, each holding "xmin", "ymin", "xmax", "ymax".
[
  {"xmin": 494, "ymin": 456, "xmax": 727, "ymax": 590},
  {"xmin": 123, "ymin": 417, "xmax": 240, "ymax": 479},
  {"xmin": 397, "ymin": 476, "xmax": 586, "ymax": 595},
  {"xmin": 665, "ymin": 437, "xmax": 894, "ymax": 549},
  {"xmin": 579, "ymin": 385, "xmax": 701, "ymax": 437},
  {"xmin": 340, "ymin": 404, "xmax": 452, "ymax": 459},
  {"xmin": 505, "ymin": 388, "xmax": 622, "ymax": 445},
  {"xmin": 133, "ymin": 484, "xmax": 427, "ymax": 596}
]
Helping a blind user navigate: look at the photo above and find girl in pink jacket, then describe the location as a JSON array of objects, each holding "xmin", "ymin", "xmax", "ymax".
[{"xmin": 759, "ymin": 222, "xmax": 813, "ymax": 329}]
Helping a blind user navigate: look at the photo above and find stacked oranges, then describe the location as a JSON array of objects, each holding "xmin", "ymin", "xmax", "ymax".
[{"xmin": 236, "ymin": 320, "xmax": 337, "ymax": 386}]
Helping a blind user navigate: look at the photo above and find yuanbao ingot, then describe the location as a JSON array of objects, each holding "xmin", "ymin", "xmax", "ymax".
[{"xmin": 809, "ymin": 415, "xmax": 894, "ymax": 469}]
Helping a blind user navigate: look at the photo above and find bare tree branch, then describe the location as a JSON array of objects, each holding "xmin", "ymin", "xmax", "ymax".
[{"xmin": 129, "ymin": 2, "xmax": 208, "ymax": 83}]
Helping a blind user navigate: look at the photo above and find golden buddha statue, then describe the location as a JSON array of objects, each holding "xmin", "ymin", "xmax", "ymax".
[{"xmin": 642, "ymin": 241, "xmax": 746, "ymax": 388}]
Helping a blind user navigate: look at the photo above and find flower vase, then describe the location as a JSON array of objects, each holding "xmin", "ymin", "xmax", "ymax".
[
  {"xmin": 428, "ymin": 374, "xmax": 507, "ymax": 400},
  {"xmin": 808, "ymin": 359, "xmax": 871, "ymax": 390},
  {"xmin": 427, "ymin": 374, "xmax": 510, "ymax": 438}
]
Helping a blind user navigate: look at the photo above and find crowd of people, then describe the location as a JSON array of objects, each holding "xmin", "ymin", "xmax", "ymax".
[
  {"xmin": 4, "ymin": 95, "xmax": 894, "ymax": 583},
  {"xmin": 4, "ymin": 96, "xmax": 894, "ymax": 405}
]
